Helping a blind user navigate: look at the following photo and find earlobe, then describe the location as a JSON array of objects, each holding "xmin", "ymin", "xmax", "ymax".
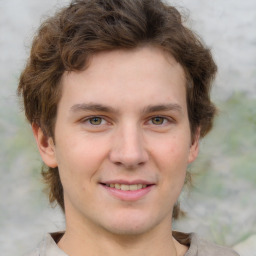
[
  {"xmin": 188, "ymin": 129, "xmax": 200, "ymax": 163},
  {"xmin": 32, "ymin": 123, "xmax": 58, "ymax": 168}
]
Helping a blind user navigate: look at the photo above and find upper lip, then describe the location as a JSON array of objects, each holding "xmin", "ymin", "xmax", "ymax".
[{"xmin": 100, "ymin": 179, "xmax": 155, "ymax": 185}]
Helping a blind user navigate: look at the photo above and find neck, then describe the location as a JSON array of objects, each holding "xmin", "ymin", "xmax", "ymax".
[
  {"xmin": 57, "ymin": 199, "xmax": 189, "ymax": 256},
  {"xmin": 58, "ymin": 216, "xmax": 187, "ymax": 256}
]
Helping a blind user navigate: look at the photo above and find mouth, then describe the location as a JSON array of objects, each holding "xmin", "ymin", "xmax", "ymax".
[
  {"xmin": 100, "ymin": 182, "xmax": 154, "ymax": 201},
  {"xmin": 102, "ymin": 183, "xmax": 149, "ymax": 191}
]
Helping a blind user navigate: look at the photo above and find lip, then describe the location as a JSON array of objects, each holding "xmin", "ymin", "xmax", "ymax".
[
  {"xmin": 101, "ymin": 179, "xmax": 154, "ymax": 185},
  {"xmin": 99, "ymin": 180, "xmax": 155, "ymax": 201}
]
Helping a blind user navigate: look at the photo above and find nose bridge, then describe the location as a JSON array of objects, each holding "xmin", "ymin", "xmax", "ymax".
[{"xmin": 109, "ymin": 121, "xmax": 148, "ymax": 168}]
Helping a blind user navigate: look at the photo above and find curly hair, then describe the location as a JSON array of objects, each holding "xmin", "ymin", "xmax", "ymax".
[{"xmin": 18, "ymin": 0, "xmax": 217, "ymax": 218}]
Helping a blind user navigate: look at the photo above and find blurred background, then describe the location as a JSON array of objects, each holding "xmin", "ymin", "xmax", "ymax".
[{"xmin": 0, "ymin": 0, "xmax": 255, "ymax": 255}]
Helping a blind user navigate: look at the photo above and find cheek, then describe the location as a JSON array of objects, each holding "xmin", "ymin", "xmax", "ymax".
[
  {"xmin": 55, "ymin": 135, "xmax": 109, "ymax": 180},
  {"xmin": 152, "ymin": 136, "xmax": 191, "ymax": 171},
  {"xmin": 151, "ymin": 136, "xmax": 190, "ymax": 194},
  {"xmin": 54, "ymin": 141, "xmax": 102, "ymax": 203}
]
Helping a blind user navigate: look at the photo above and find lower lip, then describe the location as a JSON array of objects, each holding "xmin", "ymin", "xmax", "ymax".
[{"xmin": 101, "ymin": 184, "xmax": 154, "ymax": 201}]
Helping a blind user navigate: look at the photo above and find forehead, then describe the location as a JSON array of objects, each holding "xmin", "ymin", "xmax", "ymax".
[
  {"xmin": 59, "ymin": 46, "xmax": 187, "ymax": 112},
  {"xmin": 82, "ymin": 46, "xmax": 185, "ymax": 82}
]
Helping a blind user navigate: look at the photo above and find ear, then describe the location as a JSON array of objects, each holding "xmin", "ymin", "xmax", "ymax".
[
  {"xmin": 32, "ymin": 123, "xmax": 58, "ymax": 168},
  {"xmin": 188, "ymin": 128, "xmax": 200, "ymax": 164}
]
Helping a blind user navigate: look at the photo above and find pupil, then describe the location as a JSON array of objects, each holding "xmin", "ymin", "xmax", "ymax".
[
  {"xmin": 153, "ymin": 117, "xmax": 163, "ymax": 124},
  {"xmin": 90, "ymin": 117, "xmax": 101, "ymax": 125}
]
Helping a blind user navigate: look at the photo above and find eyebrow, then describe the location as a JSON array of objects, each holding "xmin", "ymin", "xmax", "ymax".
[
  {"xmin": 70, "ymin": 103, "xmax": 183, "ymax": 115},
  {"xmin": 142, "ymin": 103, "xmax": 183, "ymax": 114},
  {"xmin": 70, "ymin": 103, "xmax": 117, "ymax": 113}
]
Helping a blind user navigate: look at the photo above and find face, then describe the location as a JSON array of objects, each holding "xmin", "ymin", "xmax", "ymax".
[{"xmin": 35, "ymin": 46, "xmax": 199, "ymax": 236}]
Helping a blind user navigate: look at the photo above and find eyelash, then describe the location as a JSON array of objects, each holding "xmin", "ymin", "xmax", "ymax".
[
  {"xmin": 148, "ymin": 116, "xmax": 170, "ymax": 125},
  {"xmin": 82, "ymin": 116, "xmax": 107, "ymax": 126},
  {"xmin": 81, "ymin": 115, "xmax": 173, "ymax": 127}
]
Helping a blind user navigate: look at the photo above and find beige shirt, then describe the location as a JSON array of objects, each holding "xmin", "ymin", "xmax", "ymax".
[{"xmin": 28, "ymin": 231, "xmax": 239, "ymax": 256}]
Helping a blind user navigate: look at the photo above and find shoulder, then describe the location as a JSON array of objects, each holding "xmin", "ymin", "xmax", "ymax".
[
  {"xmin": 191, "ymin": 233, "xmax": 239, "ymax": 256},
  {"xmin": 173, "ymin": 231, "xmax": 239, "ymax": 256},
  {"xmin": 27, "ymin": 249, "xmax": 39, "ymax": 256},
  {"xmin": 25, "ymin": 232, "xmax": 67, "ymax": 256}
]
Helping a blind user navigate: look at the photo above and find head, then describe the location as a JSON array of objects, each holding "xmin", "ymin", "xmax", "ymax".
[{"xmin": 18, "ymin": 0, "xmax": 217, "ymax": 219}]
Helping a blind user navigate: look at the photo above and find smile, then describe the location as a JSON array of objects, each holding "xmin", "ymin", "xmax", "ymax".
[
  {"xmin": 105, "ymin": 184, "xmax": 147, "ymax": 191},
  {"xmin": 100, "ymin": 182, "xmax": 154, "ymax": 201}
]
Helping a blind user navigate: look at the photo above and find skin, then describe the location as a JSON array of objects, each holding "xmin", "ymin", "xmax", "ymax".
[{"xmin": 33, "ymin": 45, "xmax": 199, "ymax": 256}]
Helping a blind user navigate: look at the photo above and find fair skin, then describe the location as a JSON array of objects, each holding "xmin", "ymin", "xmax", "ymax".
[{"xmin": 33, "ymin": 46, "xmax": 199, "ymax": 256}]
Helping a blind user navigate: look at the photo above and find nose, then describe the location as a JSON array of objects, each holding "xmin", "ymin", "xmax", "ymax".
[{"xmin": 109, "ymin": 124, "xmax": 149, "ymax": 169}]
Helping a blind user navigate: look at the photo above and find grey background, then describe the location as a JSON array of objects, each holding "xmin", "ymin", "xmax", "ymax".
[{"xmin": 0, "ymin": 0, "xmax": 255, "ymax": 255}]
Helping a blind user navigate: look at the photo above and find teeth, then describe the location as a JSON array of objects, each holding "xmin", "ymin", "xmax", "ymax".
[
  {"xmin": 137, "ymin": 184, "xmax": 143, "ymax": 189},
  {"xmin": 129, "ymin": 184, "xmax": 138, "ymax": 191},
  {"xmin": 115, "ymin": 184, "xmax": 121, "ymax": 189},
  {"xmin": 120, "ymin": 184, "xmax": 129, "ymax": 191},
  {"xmin": 106, "ymin": 183, "xmax": 148, "ymax": 191}
]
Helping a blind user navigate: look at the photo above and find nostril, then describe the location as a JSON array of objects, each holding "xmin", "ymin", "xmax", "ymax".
[{"xmin": 114, "ymin": 161, "xmax": 122, "ymax": 166}]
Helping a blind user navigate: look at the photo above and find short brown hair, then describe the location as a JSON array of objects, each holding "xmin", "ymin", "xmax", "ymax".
[{"xmin": 18, "ymin": 0, "xmax": 217, "ymax": 217}]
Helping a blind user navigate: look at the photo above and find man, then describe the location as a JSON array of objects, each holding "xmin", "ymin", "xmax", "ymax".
[{"xmin": 18, "ymin": 0, "xmax": 239, "ymax": 255}]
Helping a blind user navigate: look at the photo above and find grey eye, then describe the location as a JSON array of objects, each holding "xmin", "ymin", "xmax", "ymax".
[{"xmin": 89, "ymin": 117, "xmax": 102, "ymax": 125}]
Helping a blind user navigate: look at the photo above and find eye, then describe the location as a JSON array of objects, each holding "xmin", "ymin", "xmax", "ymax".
[
  {"xmin": 151, "ymin": 116, "xmax": 166, "ymax": 125},
  {"xmin": 79, "ymin": 116, "xmax": 111, "ymax": 131},
  {"xmin": 88, "ymin": 117, "xmax": 103, "ymax": 125}
]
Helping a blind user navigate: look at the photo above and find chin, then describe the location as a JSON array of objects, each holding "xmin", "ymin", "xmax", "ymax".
[
  {"xmin": 101, "ymin": 212, "xmax": 162, "ymax": 236},
  {"xmin": 105, "ymin": 223, "xmax": 152, "ymax": 236}
]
